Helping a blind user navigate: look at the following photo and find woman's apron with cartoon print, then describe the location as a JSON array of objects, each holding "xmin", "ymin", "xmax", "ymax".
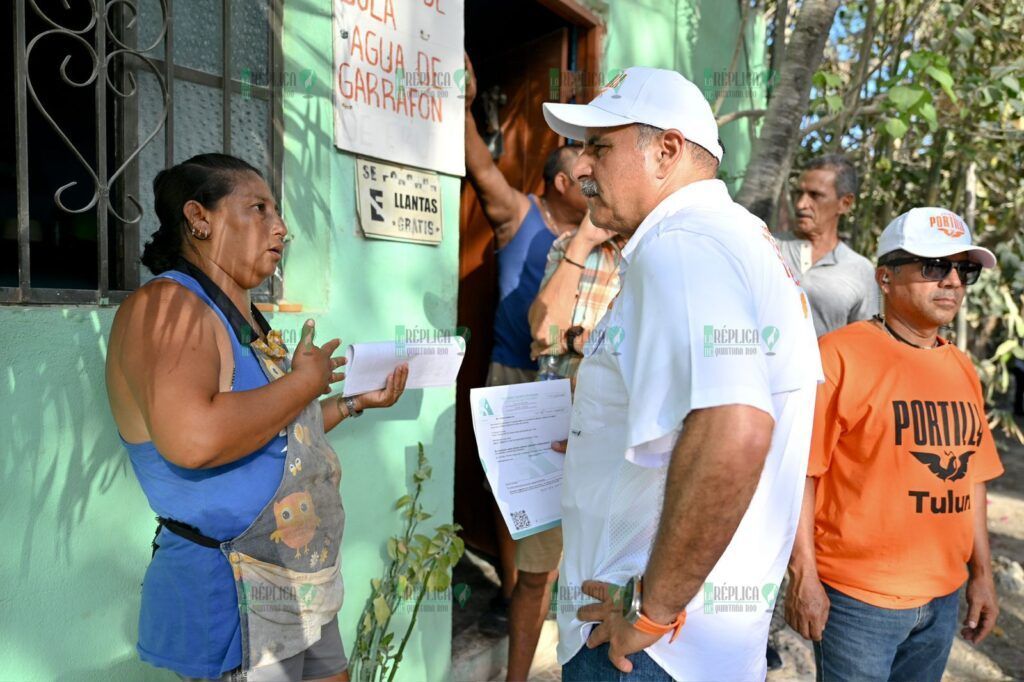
[{"xmin": 225, "ymin": 331, "xmax": 345, "ymax": 670}]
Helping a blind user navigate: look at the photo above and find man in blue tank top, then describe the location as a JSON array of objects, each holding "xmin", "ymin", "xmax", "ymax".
[{"xmin": 464, "ymin": 55, "xmax": 588, "ymax": 661}]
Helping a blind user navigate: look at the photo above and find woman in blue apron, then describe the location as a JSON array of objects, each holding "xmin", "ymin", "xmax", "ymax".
[{"xmin": 105, "ymin": 153, "xmax": 409, "ymax": 681}]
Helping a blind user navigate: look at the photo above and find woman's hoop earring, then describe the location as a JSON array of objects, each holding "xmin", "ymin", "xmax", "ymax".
[{"xmin": 188, "ymin": 223, "xmax": 210, "ymax": 240}]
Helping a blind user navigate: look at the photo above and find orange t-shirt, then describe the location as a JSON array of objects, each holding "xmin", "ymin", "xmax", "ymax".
[{"xmin": 808, "ymin": 320, "xmax": 1003, "ymax": 609}]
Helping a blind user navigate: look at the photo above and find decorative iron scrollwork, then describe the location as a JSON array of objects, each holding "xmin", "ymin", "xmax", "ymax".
[{"xmin": 24, "ymin": 0, "xmax": 169, "ymax": 223}]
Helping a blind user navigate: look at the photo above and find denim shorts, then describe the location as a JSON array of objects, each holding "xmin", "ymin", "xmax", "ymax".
[{"xmin": 179, "ymin": 618, "xmax": 348, "ymax": 682}]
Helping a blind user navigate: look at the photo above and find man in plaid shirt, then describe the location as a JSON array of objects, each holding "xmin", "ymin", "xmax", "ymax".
[
  {"xmin": 530, "ymin": 216, "xmax": 626, "ymax": 379},
  {"xmin": 499, "ymin": 217, "xmax": 625, "ymax": 681}
]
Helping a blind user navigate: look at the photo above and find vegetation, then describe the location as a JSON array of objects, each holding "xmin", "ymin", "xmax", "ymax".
[
  {"xmin": 350, "ymin": 444, "xmax": 465, "ymax": 682},
  {"xmin": 725, "ymin": 0, "xmax": 1024, "ymax": 436}
]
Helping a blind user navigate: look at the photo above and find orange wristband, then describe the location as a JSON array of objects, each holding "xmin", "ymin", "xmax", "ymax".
[{"xmin": 631, "ymin": 609, "xmax": 686, "ymax": 643}]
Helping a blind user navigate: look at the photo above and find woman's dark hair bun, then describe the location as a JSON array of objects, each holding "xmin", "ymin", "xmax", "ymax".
[{"xmin": 141, "ymin": 153, "xmax": 262, "ymax": 274}]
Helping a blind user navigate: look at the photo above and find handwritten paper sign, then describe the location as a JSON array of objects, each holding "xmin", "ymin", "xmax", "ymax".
[
  {"xmin": 356, "ymin": 156, "xmax": 442, "ymax": 244},
  {"xmin": 333, "ymin": 0, "xmax": 466, "ymax": 176}
]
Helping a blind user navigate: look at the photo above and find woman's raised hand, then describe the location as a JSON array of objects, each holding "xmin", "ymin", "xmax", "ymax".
[{"xmin": 291, "ymin": 319, "xmax": 347, "ymax": 395}]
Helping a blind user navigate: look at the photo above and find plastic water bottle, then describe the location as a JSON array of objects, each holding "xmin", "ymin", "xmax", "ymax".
[{"xmin": 537, "ymin": 354, "xmax": 561, "ymax": 380}]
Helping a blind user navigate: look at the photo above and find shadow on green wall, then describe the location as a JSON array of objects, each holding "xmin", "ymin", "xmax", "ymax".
[{"xmin": 1, "ymin": 311, "xmax": 130, "ymax": 574}]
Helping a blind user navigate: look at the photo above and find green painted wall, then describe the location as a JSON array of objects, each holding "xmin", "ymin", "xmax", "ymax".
[
  {"xmin": 0, "ymin": 2, "xmax": 756, "ymax": 680},
  {"xmin": 0, "ymin": 306, "xmax": 156, "ymax": 681},
  {"xmin": 603, "ymin": 0, "xmax": 768, "ymax": 190}
]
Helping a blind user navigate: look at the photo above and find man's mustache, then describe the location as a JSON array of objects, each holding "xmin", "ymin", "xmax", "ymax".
[{"xmin": 580, "ymin": 178, "xmax": 600, "ymax": 197}]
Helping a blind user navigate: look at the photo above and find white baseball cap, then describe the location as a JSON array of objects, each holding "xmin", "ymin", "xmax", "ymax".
[
  {"xmin": 877, "ymin": 207, "xmax": 995, "ymax": 268},
  {"xmin": 542, "ymin": 66, "xmax": 723, "ymax": 162}
]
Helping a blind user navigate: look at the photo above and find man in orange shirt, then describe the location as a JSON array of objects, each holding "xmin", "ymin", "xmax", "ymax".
[{"xmin": 785, "ymin": 206, "xmax": 1002, "ymax": 681}]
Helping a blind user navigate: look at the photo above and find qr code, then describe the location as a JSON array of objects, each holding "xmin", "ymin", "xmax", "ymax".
[{"xmin": 511, "ymin": 510, "xmax": 531, "ymax": 531}]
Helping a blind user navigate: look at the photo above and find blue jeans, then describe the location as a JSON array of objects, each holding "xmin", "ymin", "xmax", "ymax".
[
  {"xmin": 815, "ymin": 583, "xmax": 961, "ymax": 682},
  {"xmin": 563, "ymin": 643, "xmax": 673, "ymax": 682}
]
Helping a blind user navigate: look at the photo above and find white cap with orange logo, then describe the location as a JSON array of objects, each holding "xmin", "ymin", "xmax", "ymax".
[
  {"xmin": 877, "ymin": 207, "xmax": 996, "ymax": 268},
  {"xmin": 541, "ymin": 66, "xmax": 724, "ymax": 162}
]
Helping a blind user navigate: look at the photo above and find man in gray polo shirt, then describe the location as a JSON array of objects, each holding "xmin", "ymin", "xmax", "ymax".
[{"xmin": 777, "ymin": 155, "xmax": 879, "ymax": 336}]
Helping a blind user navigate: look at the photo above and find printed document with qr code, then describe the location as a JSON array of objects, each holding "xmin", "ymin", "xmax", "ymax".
[{"xmin": 470, "ymin": 379, "xmax": 571, "ymax": 540}]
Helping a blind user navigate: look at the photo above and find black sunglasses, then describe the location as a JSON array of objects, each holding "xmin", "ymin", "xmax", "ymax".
[{"xmin": 882, "ymin": 256, "xmax": 982, "ymax": 285}]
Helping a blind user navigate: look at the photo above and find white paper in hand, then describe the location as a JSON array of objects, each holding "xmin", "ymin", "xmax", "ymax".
[
  {"xmin": 470, "ymin": 379, "xmax": 571, "ymax": 539},
  {"xmin": 342, "ymin": 338, "xmax": 465, "ymax": 397}
]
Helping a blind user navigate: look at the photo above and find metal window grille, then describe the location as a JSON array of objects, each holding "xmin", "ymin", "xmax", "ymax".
[{"xmin": 6, "ymin": 0, "xmax": 284, "ymax": 306}]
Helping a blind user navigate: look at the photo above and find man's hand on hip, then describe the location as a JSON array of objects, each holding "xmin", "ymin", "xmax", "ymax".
[{"xmin": 576, "ymin": 580, "xmax": 662, "ymax": 674}]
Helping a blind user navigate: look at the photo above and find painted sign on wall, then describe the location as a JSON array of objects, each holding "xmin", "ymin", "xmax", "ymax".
[
  {"xmin": 356, "ymin": 156, "xmax": 442, "ymax": 244},
  {"xmin": 333, "ymin": 0, "xmax": 466, "ymax": 176}
]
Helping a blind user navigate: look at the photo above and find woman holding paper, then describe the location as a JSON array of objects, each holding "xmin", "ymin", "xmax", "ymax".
[{"xmin": 105, "ymin": 153, "xmax": 407, "ymax": 682}]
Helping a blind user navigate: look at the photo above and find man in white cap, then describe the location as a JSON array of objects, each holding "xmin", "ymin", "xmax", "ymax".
[
  {"xmin": 542, "ymin": 66, "xmax": 822, "ymax": 680},
  {"xmin": 785, "ymin": 207, "xmax": 1002, "ymax": 681}
]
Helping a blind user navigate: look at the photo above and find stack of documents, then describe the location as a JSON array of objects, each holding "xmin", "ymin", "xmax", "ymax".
[
  {"xmin": 470, "ymin": 379, "xmax": 572, "ymax": 539},
  {"xmin": 342, "ymin": 339, "xmax": 465, "ymax": 397}
]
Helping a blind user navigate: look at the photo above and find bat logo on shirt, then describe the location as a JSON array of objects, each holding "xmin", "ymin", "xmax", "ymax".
[{"xmin": 911, "ymin": 450, "xmax": 975, "ymax": 481}]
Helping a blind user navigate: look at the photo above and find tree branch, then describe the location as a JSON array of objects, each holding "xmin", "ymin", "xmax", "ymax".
[
  {"xmin": 828, "ymin": 0, "xmax": 877, "ymax": 150},
  {"xmin": 800, "ymin": 97, "xmax": 886, "ymax": 137},
  {"xmin": 717, "ymin": 108, "xmax": 768, "ymax": 126},
  {"xmin": 736, "ymin": 0, "xmax": 842, "ymax": 220}
]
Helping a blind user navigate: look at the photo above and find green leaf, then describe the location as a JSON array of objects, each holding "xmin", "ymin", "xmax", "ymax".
[
  {"xmin": 918, "ymin": 101, "xmax": 938, "ymax": 130},
  {"xmin": 386, "ymin": 538, "xmax": 398, "ymax": 560},
  {"xmin": 373, "ymin": 595, "xmax": 391, "ymax": 624},
  {"xmin": 825, "ymin": 94, "xmax": 843, "ymax": 114},
  {"xmin": 426, "ymin": 567, "xmax": 450, "ymax": 592},
  {"xmin": 394, "ymin": 495, "xmax": 414, "ymax": 509},
  {"xmin": 823, "ymin": 72, "xmax": 843, "ymax": 88},
  {"xmin": 908, "ymin": 52, "xmax": 930, "ymax": 71},
  {"xmin": 884, "ymin": 117, "xmax": 909, "ymax": 138},
  {"xmin": 812, "ymin": 71, "xmax": 827, "ymax": 90},
  {"xmin": 953, "ymin": 27, "xmax": 975, "ymax": 47},
  {"xmin": 887, "ymin": 85, "xmax": 927, "ymax": 111},
  {"xmin": 994, "ymin": 339, "xmax": 1019, "ymax": 359},
  {"xmin": 1002, "ymin": 75, "xmax": 1021, "ymax": 93},
  {"xmin": 371, "ymin": 578, "xmax": 382, "ymax": 591},
  {"xmin": 925, "ymin": 66, "xmax": 957, "ymax": 102}
]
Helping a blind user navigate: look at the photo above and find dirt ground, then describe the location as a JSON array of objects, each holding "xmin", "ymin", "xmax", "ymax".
[{"xmin": 769, "ymin": 434, "xmax": 1024, "ymax": 682}]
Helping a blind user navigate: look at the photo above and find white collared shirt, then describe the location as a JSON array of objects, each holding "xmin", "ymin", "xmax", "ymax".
[{"xmin": 558, "ymin": 179, "xmax": 823, "ymax": 680}]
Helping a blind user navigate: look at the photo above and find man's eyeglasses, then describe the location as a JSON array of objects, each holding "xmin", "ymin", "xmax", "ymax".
[{"xmin": 881, "ymin": 257, "xmax": 982, "ymax": 285}]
